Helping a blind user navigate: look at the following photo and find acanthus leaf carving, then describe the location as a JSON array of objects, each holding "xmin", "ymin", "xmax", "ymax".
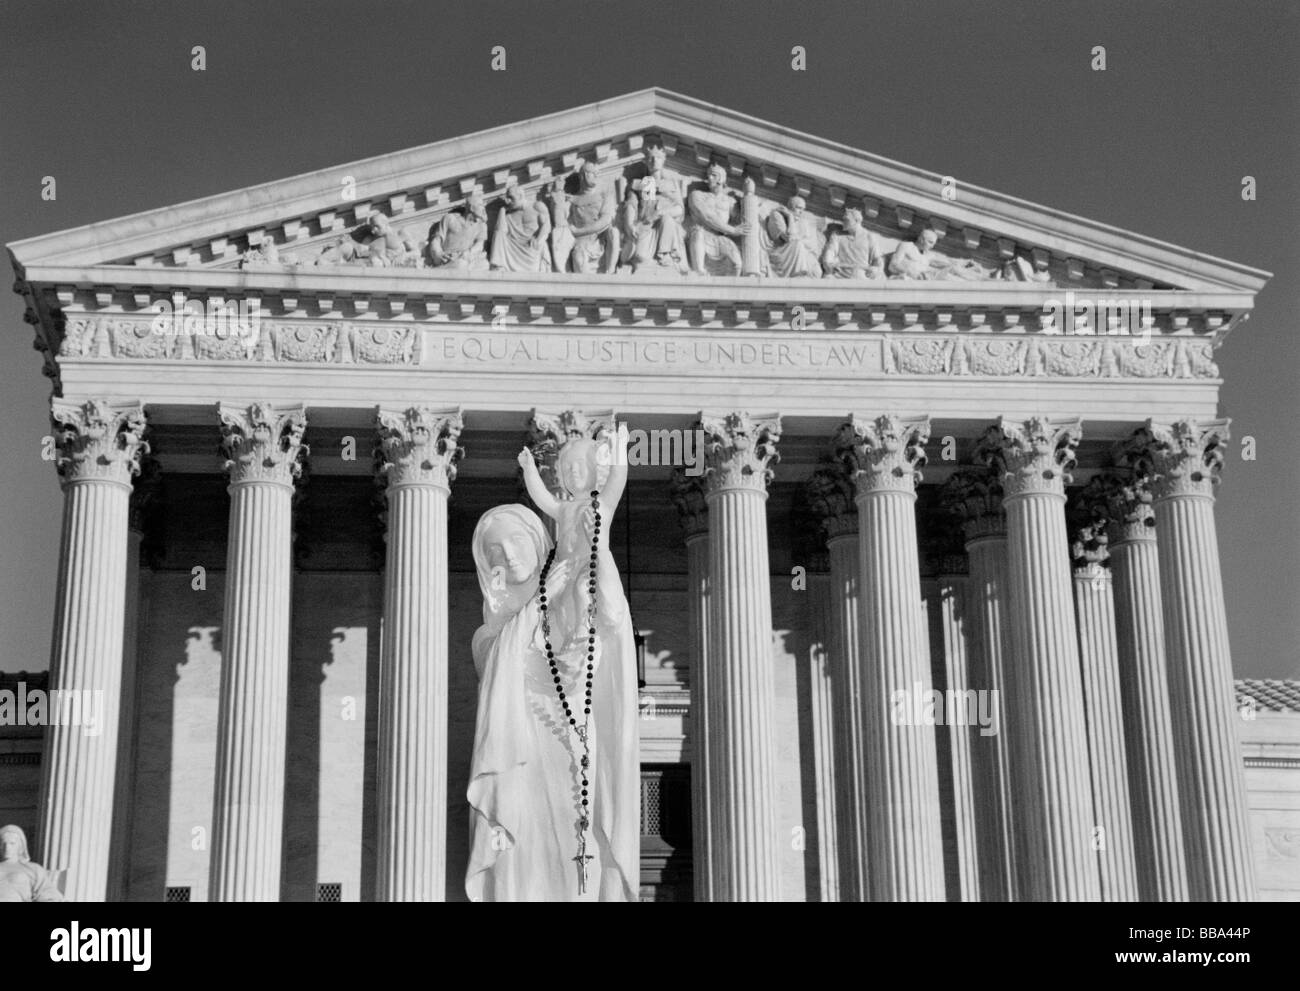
[
  {"xmin": 51, "ymin": 398, "xmax": 148, "ymax": 486},
  {"xmin": 219, "ymin": 402, "xmax": 308, "ymax": 486}
]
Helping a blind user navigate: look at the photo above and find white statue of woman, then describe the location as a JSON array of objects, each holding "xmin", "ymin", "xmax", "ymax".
[
  {"xmin": 0, "ymin": 824, "xmax": 64, "ymax": 902},
  {"xmin": 465, "ymin": 503, "xmax": 638, "ymax": 902}
]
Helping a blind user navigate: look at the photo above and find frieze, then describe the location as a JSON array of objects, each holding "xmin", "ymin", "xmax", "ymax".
[
  {"xmin": 884, "ymin": 335, "xmax": 1218, "ymax": 379},
  {"xmin": 49, "ymin": 315, "xmax": 1220, "ymax": 380}
]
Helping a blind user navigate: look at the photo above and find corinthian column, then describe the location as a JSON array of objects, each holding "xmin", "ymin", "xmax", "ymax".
[
  {"xmin": 1067, "ymin": 481, "xmax": 1138, "ymax": 901},
  {"xmin": 210, "ymin": 402, "xmax": 306, "ymax": 902},
  {"xmin": 37, "ymin": 399, "xmax": 147, "ymax": 902},
  {"xmin": 670, "ymin": 470, "xmax": 712, "ymax": 902},
  {"xmin": 374, "ymin": 406, "xmax": 463, "ymax": 901},
  {"xmin": 807, "ymin": 460, "xmax": 865, "ymax": 900},
  {"xmin": 1137, "ymin": 419, "xmax": 1255, "ymax": 901},
  {"xmin": 1101, "ymin": 459, "xmax": 1189, "ymax": 901},
  {"xmin": 697, "ymin": 411, "xmax": 781, "ymax": 901},
  {"xmin": 988, "ymin": 416, "xmax": 1099, "ymax": 901},
  {"xmin": 836, "ymin": 414, "xmax": 945, "ymax": 901},
  {"xmin": 941, "ymin": 468, "xmax": 1015, "ymax": 901}
]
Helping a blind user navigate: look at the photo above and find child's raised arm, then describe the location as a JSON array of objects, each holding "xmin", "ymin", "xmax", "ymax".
[
  {"xmin": 518, "ymin": 447, "xmax": 560, "ymax": 519},
  {"xmin": 599, "ymin": 429, "xmax": 628, "ymax": 511}
]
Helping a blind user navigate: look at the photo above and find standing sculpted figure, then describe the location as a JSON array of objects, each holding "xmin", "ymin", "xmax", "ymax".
[
  {"xmin": 687, "ymin": 162, "xmax": 751, "ymax": 275},
  {"xmin": 466, "ymin": 432, "xmax": 638, "ymax": 901},
  {"xmin": 0, "ymin": 825, "xmax": 64, "ymax": 902}
]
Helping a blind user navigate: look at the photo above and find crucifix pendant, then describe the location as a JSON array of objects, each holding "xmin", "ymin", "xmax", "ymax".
[{"xmin": 573, "ymin": 837, "xmax": 594, "ymax": 894}]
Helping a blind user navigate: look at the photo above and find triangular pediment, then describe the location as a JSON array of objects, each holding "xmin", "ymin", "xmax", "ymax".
[{"xmin": 8, "ymin": 88, "xmax": 1268, "ymax": 296}]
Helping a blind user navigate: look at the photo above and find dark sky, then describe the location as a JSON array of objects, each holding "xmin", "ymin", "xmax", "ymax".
[{"xmin": 2, "ymin": 0, "xmax": 1296, "ymax": 678}]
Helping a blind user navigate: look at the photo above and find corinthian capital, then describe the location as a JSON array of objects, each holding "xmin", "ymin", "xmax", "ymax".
[
  {"xmin": 376, "ymin": 406, "xmax": 464, "ymax": 490},
  {"xmin": 219, "ymin": 402, "xmax": 308, "ymax": 486},
  {"xmin": 51, "ymin": 398, "xmax": 148, "ymax": 486},
  {"xmin": 698, "ymin": 411, "xmax": 781, "ymax": 494},
  {"xmin": 940, "ymin": 466, "xmax": 1005, "ymax": 541},
  {"xmin": 1135, "ymin": 418, "xmax": 1229, "ymax": 499},
  {"xmin": 834, "ymin": 413, "xmax": 930, "ymax": 497},
  {"xmin": 983, "ymin": 415, "xmax": 1081, "ymax": 498},
  {"xmin": 806, "ymin": 458, "xmax": 858, "ymax": 538}
]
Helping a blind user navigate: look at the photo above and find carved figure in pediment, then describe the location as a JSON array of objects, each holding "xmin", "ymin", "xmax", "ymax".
[
  {"xmin": 619, "ymin": 136, "xmax": 687, "ymax": 273},
  {"xmin": 619, "ymin": 176, "xmax": 687, "ymax": 273},
  {"xmin": 314, "ymin": 212, "xmax": 418, "ymax": 268},
  {"xmin": 566, "ymin": 160, "xmax": 620, "ymax": 274},
  {"xmin": 363, "ymin": 212, "xmax": 421, "ymax": 267},
  {"xmin": 888, "ymin": 227, "xmax": 991, "ymax": 281},
  {"xmin": 428, "ymin": 192, "xmax": 490, "ymax": 272},
  {"xmin": 999, "ymin": 254, "xmax": 1054, "ymax": 284},
  {"xmin": 820, "ymin": 207, "xmax": 884, "ymax": 279},
  {"xmin": 686, "ymin": 162, "xmax": 749, "ymax": 276},
  {"xmin": 490, "ymin": 185, "xmax": 552, "ymax": 273},
  {"xmin": 764, "ymin": 195, "xmax": 823, "ymax": 278},
  {"xmin": 239, "ymin": 235, "xmax": 289, "ymax": 269}
]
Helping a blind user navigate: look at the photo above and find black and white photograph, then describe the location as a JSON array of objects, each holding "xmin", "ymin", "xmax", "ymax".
[{"xmin": 0, "ymin": 0, "xmax": 1295, "ymax": 974}]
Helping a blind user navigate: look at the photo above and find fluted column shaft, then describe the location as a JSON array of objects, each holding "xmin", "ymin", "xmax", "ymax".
[
  {"xmin": 964, "ymin": 533, "xmax": 1017, "ymax": 900},
  {"xmin": 1071, "ymin": 564, "xmax": 1139, "ymax": 900},
  {"xmin": 993, "ymin": 416, "xmax": 1100, "ymax": 901},
  {"xmin": 210, "ymin": 403, "xmax": 306, "ymax": 902},
  {"xmin": 685, "ymin": 530, "xmax": 712, "ymax": 902},
  {"xmin": 806, "ymin": 569, "xmax": 839, "ymax": 901},
  {"xmin": 699, "ymin": 412, "xmax": 781, "ymax": 901},
  {"xmin": 839, "ymin": 414, "xmax": 944, "ymax": 901},
  {"xmin": 38, "ymin": 399, "xmax": 147, "ymax": 902},
  {"xmin": 374, "ymin": 406, "xmax": 462, "ymax": 902},
  {"xmin": 1106, "ymin": 490, "xmax": 1189, "ymax": 900},
  {"xmin": 1141, "ymin": 419, "xmax": 1255, "ymax": 901},
  {"xmin": 936, "ymin": 572, "xmax": 980, "ymax": 902},
  {"xmin": 827, "ymin": 532, "xmax": 867, "ymax": 899}
]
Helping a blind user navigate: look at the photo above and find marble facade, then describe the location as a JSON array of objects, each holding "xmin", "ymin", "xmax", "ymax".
[{"xmin": 5, "ymin": 89, "xmax": 1282, "ymax": 901}]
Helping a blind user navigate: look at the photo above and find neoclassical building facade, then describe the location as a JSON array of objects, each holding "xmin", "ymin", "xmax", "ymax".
[{"xmin": 5, "ymin": 90, "xmax": 1281, "ymax": 901}]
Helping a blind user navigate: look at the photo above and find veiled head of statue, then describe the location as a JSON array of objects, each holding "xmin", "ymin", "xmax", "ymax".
[
  {"xmin": 556, "ymin": 438, "xmax": 599, "ymax": 495},
  {"xmin": 0, "ymin": 824, "xmax": 30, "ymax": 863},
  {"xmin": 472, "ymin": 505, "xmax": 552, "ymax": 624}
]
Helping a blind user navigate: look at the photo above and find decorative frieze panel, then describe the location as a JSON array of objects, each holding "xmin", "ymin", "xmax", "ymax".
[{"xmin": 883, "ymin": 336, "xmax": 1218, "ymax": 380}]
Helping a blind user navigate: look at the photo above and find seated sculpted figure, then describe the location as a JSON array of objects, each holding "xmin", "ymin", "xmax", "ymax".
[
  {"xmin": 765, "ymin": 195, "xmax": 823, "ymax": 278},
  {"xmin": 490, "ymin": 185, "xmax": 552, "ymax": 273},
  {"xmin": 427, "ymin": 191, "xmax": 490, "ymax": 272},
  {"xmin": 687, "ymin": 162, "xmax": 750, "ymax": 276},
  {"xmin": 566, "ymin": 161, "xmax": 620, "ymax": 274},
  {"xmin": 618, "ymin": 136, "xmax": 687, "ymax": 272},
  {"xmin": 619, "ymin": 177, "xmax": 685, "ymax": 273},
  {"xmin": 0, "ymin": 825, "xmax": 64, "ymax": 902},
  {"xmin": 821, "ymin": 206, "xmax": 885, "ymax": 278}
]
